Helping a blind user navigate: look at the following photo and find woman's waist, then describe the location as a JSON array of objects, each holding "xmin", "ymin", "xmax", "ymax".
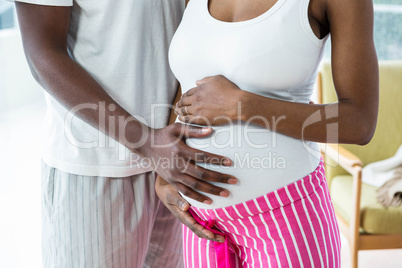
[
  {"xmin": 188, "ymin": 158, "xmax": 325, "ymax": 212},
  {"xmin": 185, "ymin": 123, "xmax": 321, "ymax": 168},
  {"xmin": 183, "ymin": 155, "xmax": 321, "ymax": 209},
  {"xmin": 192, "ymin": 148, "xmax": 321, "ymax": 184}
]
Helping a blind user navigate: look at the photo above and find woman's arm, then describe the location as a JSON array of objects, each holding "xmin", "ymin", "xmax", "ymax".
[{"xmin": 175, "ymin": 0, "xmax": 378, "ymax": 145}]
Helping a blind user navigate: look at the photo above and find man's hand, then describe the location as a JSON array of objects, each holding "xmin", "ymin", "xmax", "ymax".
[
  {"xmin": 139, "ymin": 122, "xmax": 238, "ymax": 205},
  {"xmin": 155, "ymin": 175, "xmax": 225, "ymax": 242}
]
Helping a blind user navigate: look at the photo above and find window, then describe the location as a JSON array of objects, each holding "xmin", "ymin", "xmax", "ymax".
[
  {"xmin": 0, "ymin": 1, "xmax": 15, "ymax": 30},
  {"xmin": 373, "ymin": 0, "xmax": 402, "ymax": 60},
  {"xmin": 324, "ymin": 0, "xmax": 402, "ymax": 60}
]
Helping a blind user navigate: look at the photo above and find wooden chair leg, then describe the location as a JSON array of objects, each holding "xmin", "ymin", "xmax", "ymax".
[
  {"xmin": 351, "ymin": 246, "xmax": 359, "ymax": 268},
  {"xmin": 349, "ymin": 167, "xmax": 362, "ymax": 268}
]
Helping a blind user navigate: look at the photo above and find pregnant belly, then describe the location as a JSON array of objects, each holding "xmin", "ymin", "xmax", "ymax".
[{"xmin": 181, "ymin": 121, "xmax": 321, "ymax": 209}]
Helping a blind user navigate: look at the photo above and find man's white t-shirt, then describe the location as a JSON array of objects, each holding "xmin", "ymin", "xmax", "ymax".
[{"xmin": 14, "ymin": 0, "xmax": 186, "ymax": 177}]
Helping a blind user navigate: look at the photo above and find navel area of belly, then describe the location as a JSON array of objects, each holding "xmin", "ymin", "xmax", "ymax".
[
  {"xmin": 181, "ymin": 123, "xmax": 322, "ymax": 209},
  {"xmin": 184, "ymin": 123, "xmax": 308, "ymax": 174}
]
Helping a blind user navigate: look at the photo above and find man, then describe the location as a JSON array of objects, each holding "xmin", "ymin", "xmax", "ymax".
[{"xmin": 14, "ymin": 0, "xmax": 233, "ymax": 267}]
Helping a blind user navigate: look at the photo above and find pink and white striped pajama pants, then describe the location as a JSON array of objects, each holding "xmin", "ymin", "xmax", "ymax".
[{"xmin": 182, "ymin": 159, "xmax": 341, "ymax": 268}]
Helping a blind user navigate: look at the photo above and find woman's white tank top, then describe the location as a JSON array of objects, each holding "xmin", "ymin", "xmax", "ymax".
[{"xmin": 169, "ymin": 0, "xmax": 329, "ymax": 209}]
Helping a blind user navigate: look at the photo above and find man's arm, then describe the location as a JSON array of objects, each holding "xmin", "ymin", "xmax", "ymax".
[
  {"xmin": 155, "ymin": 84, "xmax": 225, "ymax": 242},
  {"xmin": 15, "ymin": 2, "xmax": 237, "ymax": 202},
  {"xmin": 16, "ymin": 3, "xmax": 135, "ymax": 143}
]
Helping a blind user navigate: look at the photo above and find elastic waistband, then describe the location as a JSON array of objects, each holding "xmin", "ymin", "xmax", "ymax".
[{"xmin": 191, "ymin": 157, "xmax": 326, "ymax": 222}]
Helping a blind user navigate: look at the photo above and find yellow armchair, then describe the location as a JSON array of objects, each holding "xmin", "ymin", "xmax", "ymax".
[{"xmin": 317, "ymin": 61, "xmax": 402, "ymax": 268}]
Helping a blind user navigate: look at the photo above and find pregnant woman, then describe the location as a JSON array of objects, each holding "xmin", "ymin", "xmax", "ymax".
[{"xmin": 157, "ymin": 0, "xmax": 378, "ymax": 267}]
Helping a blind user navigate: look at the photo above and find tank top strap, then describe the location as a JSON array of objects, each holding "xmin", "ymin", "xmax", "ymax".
[{"xmin": 299, "ymin": 0, "xmax": 329, "ymax": 47}]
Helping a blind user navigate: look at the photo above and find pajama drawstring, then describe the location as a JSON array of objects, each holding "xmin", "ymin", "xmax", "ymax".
[{"xmin": 188, "ymin": 208, "xmax": 234, "ymax": 268}]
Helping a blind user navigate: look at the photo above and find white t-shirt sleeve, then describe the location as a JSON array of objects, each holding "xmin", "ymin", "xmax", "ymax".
[{"xmin": 7, "ymin": 0, "xmax": 73, "ymax": 6}]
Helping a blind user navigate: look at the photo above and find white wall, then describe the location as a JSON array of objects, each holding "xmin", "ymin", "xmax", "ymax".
[
  {"xmin": 0, "ymin": 10, "xmax": 45, "ymax": 268},
  {"xmin": 0, "ymin": 28, "xmax": 44, "ymax": 113}
]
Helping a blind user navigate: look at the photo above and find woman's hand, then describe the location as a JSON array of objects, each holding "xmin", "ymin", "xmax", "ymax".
[
  {"xmin": 155, "ymin": 175, "xmax": 225, "ymax": 243},
  {"xmin": 175, "ymin": 75, "xmax": 244, "ymax": 125}
]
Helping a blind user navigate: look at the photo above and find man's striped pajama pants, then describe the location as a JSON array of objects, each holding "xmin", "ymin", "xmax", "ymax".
[{"xmin": 41, "ymin": 161, "xmax": 183, "ymax": 268}]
